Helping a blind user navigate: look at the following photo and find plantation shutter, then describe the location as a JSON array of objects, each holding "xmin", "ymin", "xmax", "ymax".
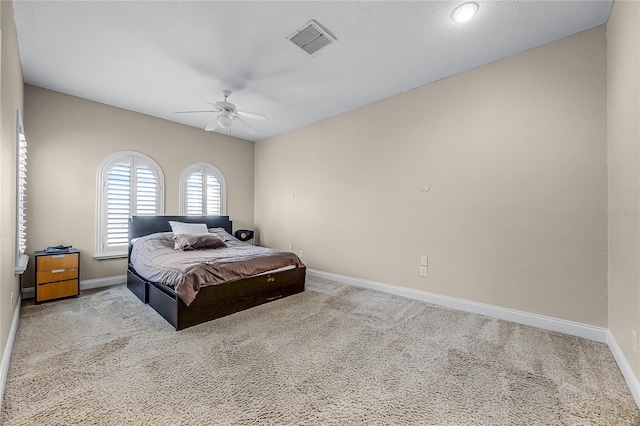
[
  {"xmin": 17, "ymin": 132, "xmax": 27, "ymax": 254},
  {"xmin": 106, "ymin": 162, "xmax": 131, "ymax": 247},
  {"xmin": 186, "ymin": 171, "xmax": 204, "ymax": 215},
  {"xmin": 206, "ymin": 173, "xmax": 221, "ymax": 215},
  {"xmin": 184, "ymin": 167, "xmax": 222, "ymax": 216},
  {"xmin": 98, "ymin": 152, "xmax": 163, "ymax": 256},
  {"xmin": 136, "ymin": 164, "xmax": 158, "ymax": 215},
  {"xmin": 180, "ymin": 163, "xmax": 224, "ymax": 216},
  {"xmin": 104, "ymin": 156, "xmax": 161, "ymax": 252}
]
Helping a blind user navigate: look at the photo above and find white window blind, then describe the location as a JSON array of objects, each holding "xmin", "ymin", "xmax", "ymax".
[
  {"xmin": 180, "ymin": 163, "xmax": 226, "ymax": 216},
  {"xmin": 97, "ymin": 152, "xmax": 164, "ymax": 257}
]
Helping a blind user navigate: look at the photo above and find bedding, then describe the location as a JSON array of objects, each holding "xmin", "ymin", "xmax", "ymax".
[{"xmin": 130, "ymin": 231, "xmax": 304, "ymax": 306}]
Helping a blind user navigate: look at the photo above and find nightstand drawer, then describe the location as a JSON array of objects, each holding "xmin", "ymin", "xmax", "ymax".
[
  {"xmin": 36, "ymin": 279, "xmax": 78, "ymax": 302},
  {"xmin": 37, "ymin": 268, "xmax": 78, "ymax": 284},
  {"xmin": 37, "ymin": 253, "xmax": 79, "ymax": 271}
]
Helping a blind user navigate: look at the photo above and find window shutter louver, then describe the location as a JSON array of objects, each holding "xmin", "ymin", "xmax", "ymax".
[
  {"xmin": 186, "ymin": 171, "xmax": 204, "ymax": 215},
  {"xmin": 206, "ymin": 173, "xmax": 221, "ymax": 215},
  {"xmin": 135, "ymin": 164, "xmax": 157, "ymax": 215},
  {"xmin": 106, "ymin": 162, "xmax": 131, "ymax": 247},
  {"xmin": 17, "ymin": 133, "xmax": 27, "ymax": 254}
]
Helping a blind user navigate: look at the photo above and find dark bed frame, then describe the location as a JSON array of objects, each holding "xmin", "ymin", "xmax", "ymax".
[{"xmin": 126, "ymin": 215, "xmax": 306, "ymax": 330}]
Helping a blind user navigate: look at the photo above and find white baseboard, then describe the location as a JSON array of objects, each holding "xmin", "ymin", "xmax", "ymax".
[
  {"xmin": 607, "ymin": 330, "xmax": 640, "ymax": 408},
  {"xmin": 21, "ymin": 287, "xmax": 32, "ymax": 299},
  {"xmin": 80, "ymin": 274, "xmax": 127, "ymax": 290},
  {"xmin": 0, "ymin": 294, "xmax": 21, "ymax": 403},
  {"xmin": 21, "ymin": 274, "xmax": 127, "ymax": 299},
  {"xmin": 307, "ymin": 269, "xmax": 607, "ymax": 343}
]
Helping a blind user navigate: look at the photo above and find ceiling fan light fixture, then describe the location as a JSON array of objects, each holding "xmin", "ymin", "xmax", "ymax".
[
  {"xmin": 451, "ymin": 2, "xmax": 479, "ymax": 23},
  {"xmin": 217, "ymin": 113, "xmax": 233, "ymax": 129},
  {"xmin": 178, "ymin": 90, "xmax": 266, "ymax": 135}
]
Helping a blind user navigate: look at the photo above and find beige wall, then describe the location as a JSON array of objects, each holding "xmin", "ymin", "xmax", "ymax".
[
  {"xmin": 0, "ymin": 0, "xmax": 25, "ymax": 375},
  {"xmin": 607, "ymin": 0, "xmax": 640, "ymax": 380},
  {"xmin": 23, "ymin": 85, "xmax": 255, "ymax": 285},
  {"xmin": 255, "ymin": 27, "xmax": 608, "ymax": 326}
]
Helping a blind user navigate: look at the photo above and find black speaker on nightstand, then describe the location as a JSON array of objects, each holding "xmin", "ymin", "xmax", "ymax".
[{"xmin": 235, "ymin": 229, "xmax": 254, "ymax": 242}]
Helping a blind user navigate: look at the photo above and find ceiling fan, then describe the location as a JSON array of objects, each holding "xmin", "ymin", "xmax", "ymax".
[{"xmin": 176, "ymin": 90, "xmax": 267, "ymax": 135}]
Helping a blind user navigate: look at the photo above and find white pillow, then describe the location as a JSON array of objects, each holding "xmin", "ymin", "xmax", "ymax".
[{"xmin": 169, "ymin": 221, "xmax": 208, "ymax": 235}]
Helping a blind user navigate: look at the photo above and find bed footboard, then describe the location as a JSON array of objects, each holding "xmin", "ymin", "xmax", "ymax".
[
  {"xmin": 130, "ymin": 267, "xmax": 306, "ymax": 330},
  {"xmin": 143, "ymin": 267, "xmax": 306, "ymax": 330},
  {"xmin": 175, "ymin": 267, "xmax": 306, "ymax": 330}
]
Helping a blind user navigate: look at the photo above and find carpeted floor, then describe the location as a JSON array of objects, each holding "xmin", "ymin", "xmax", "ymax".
[{"xmin": 2, "ymin": 276, "xmax": 639, "ymax": 425}]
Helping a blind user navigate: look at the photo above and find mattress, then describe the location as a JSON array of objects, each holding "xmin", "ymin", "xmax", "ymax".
[{"xmin": 130, "ymin": 231, "xmax": 304, "ymax": 306}]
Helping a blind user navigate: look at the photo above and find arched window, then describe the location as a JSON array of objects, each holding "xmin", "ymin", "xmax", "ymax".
[
  {"xmin": 96, "ymin": 151, "xmax": 164, "ymax": 257},
  {"xmin": 179, "ymin": 163, "xmax": 226, "ymax": 216}
]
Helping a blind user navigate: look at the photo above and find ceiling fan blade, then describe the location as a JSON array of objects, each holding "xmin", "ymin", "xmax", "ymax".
[
  {"xmin": 175, "ymin": 110, "xmax": 216, "ymax": 114},
  {"xmin": 232, "ymin": 116, "xmax": 258, "ymax": 135},
  {"xmin": 204, "ymin": 117, "xmax": 219, "ymax": 132},
  {"xmin": 236, "ymin": 110, "xmax": 267, "ymax": 122}
]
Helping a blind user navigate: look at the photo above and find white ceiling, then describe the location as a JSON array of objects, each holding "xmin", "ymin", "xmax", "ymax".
[{"xmin": 13, "ymin": 1, "xmax": 612, "ymax": 142}]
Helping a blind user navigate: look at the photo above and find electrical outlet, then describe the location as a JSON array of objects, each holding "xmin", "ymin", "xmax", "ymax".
[
  {"xmin": 420, "ymin": 255, "xmax": 428, "ymax": 266},
  {"xmin": 419, "ymin": 266, "xmax": 427, "ymax": 277},
  {"xmin": 633, "ymin": 331, "xmax": 638, "ymax": 355},
  {"xmin": 288, "ymin": 242, "xmax": 293, "ymax": 251},
  {"xmin": 10, "ymin": 292, "xmax": 14, "ymax": 312},
  {"xmin": 299, "ymin": 249, "xmax": 304, "ymax": 259}
]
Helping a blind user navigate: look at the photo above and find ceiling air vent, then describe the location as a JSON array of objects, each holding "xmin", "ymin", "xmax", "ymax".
[{"xmin": 288, "ymin": 19, "xmax": 337, "ymax": 56}]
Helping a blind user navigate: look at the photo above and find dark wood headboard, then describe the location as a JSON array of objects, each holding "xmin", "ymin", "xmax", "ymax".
[{"xmin": 128, "ymin": 215, "xmax": 233, "ymax": 241}]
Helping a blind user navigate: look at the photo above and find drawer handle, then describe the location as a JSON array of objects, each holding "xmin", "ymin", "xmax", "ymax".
[
  {"xmin": 266, "ymin": 276, "xmax": 275, "ymax": 283},
  {"xmin": 51, "ymin": 269, "xmax": 65, "ymax": 273},
  {"xmin": 51, "ymin": 254, "xmax": 66, "ymax": 259}
]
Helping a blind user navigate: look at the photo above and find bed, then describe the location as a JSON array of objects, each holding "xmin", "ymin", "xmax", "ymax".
[{"xmin": 126, "ymin": 215, "xmax": 306, "ymax": 330}]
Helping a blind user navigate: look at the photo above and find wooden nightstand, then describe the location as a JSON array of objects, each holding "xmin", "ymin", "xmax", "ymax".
[{"xmin": 34, "ymin": 249, "xmax": 80, "ymax": 303}]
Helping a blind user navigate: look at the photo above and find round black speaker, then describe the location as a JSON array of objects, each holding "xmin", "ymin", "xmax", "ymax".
[{"xmin": 234, "ymin": 229, "xmax": 254, "ymax": 242}]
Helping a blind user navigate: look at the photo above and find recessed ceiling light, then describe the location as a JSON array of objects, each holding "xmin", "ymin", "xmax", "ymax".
[{"xmin": 451, "ymin": 2, "xmax": 479, "ymax": 23}]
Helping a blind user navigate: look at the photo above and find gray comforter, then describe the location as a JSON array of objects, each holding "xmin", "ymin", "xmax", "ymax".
[{"xmin": 130, "ymin": 231, "xmax": 304, "ymax": 306}]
